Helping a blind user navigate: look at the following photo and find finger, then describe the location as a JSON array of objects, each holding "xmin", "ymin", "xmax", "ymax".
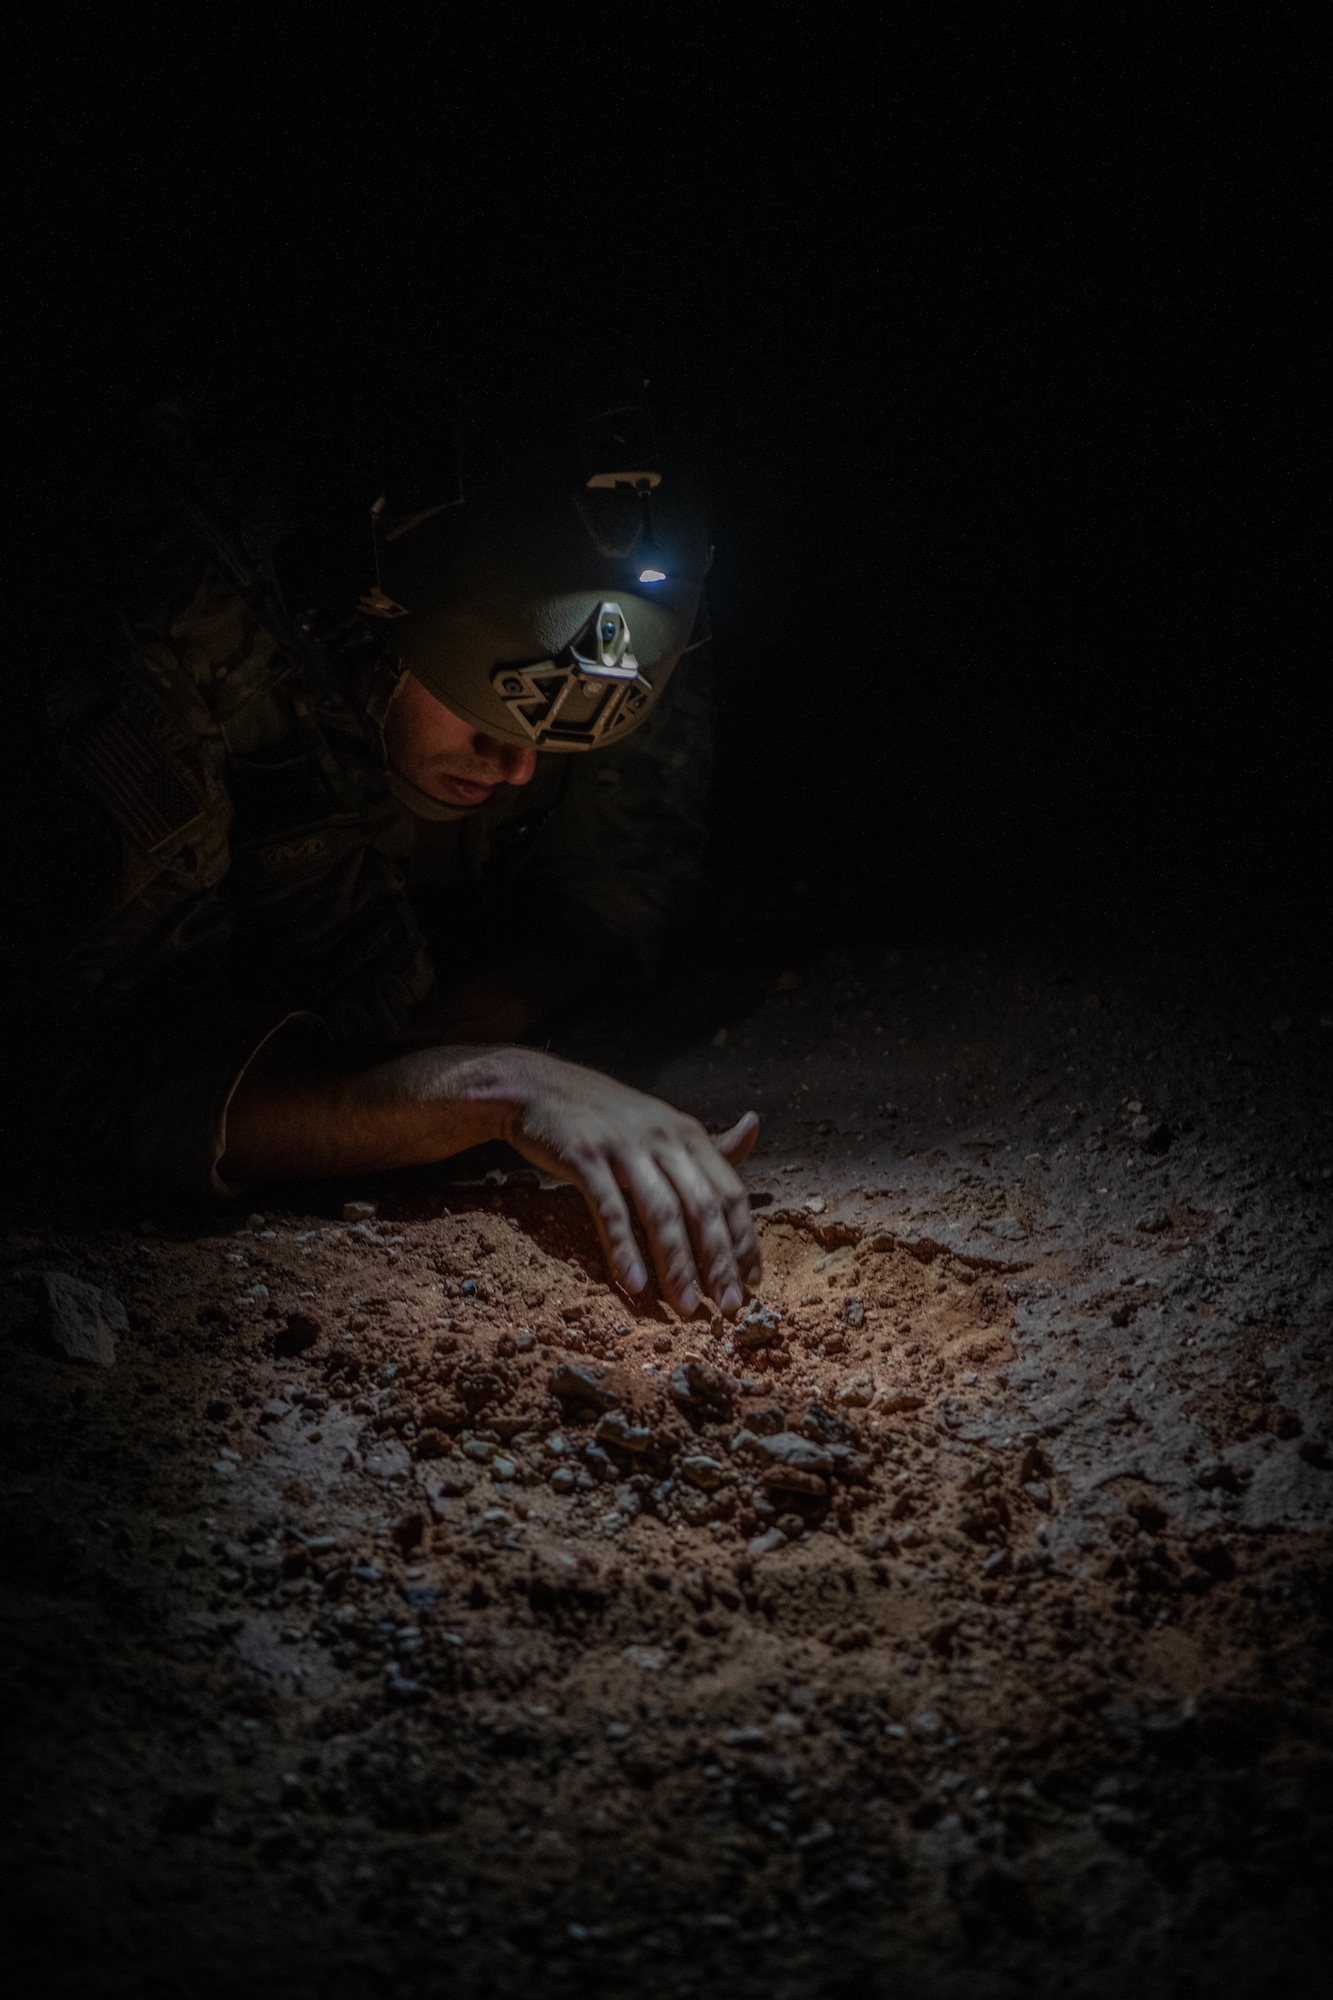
[
  {"xmin": 689, "ymin": 1131, "xmax": 764, "ymax": 1293},
  {"xmin": 658, "ymin": 1145, "xmax": 745, "ymax": 1316},
  {"xmin": 570, "ymin": 1153, "xmax": 649, "ymax": 1296},
  {"xmin": 714, "ymin": 1110, "xmax": 760, "ymax": 1167},
  {"xmin": 615, "ymin": 1151, "xmax": 704, "ymax": 1317}
]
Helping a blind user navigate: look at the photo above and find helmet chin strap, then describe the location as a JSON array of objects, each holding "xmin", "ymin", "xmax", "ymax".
[{"xmin": 361, "ymin": 647, "xmax": 487, "ymax": 822}]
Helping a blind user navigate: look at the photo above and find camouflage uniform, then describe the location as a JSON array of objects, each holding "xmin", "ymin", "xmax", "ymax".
[{"xmin": 7, "ymin": 414, "xmax": 713, "ymax": 1195}]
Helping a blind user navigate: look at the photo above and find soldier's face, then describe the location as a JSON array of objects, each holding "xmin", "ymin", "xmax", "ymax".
[{"xmin": 385, "ymin": 670, "xmax": 539, "ymax": 809}]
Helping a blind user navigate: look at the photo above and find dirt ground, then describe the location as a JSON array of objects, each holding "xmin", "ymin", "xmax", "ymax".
[{"xmin": 3, "ymin": 916, "xmax": 1332, "ymax": 1999}]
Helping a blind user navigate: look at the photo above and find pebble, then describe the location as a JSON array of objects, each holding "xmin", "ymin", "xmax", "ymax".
[
  {"xmin": 751, "ymin": 1431, "xmax": 835, "ymax": 1474},
  {"xmin": 805, "ymin": 1197, "xmax": 827, "ymax": 1215},
  {"xmin": 735, "ymin": 1302, "xmax": 783, "ymax": 1352},
  {"xmin": 748, "ymin": 1528, "xmax": 786, "ymax": 1557},
  {"xmin": 341, "ymin": 1201, "xmax": 378, "ymax": 1221},
  {"xmin": 670, "ymin": 1360, "xmax": 738, "ymax": 1414},
  {"xmin": 550, "ymin": 1363, "xmax": 622, "ymax": 1412},
  {"xmin": 622, "ymin": 1645, "xmax": 668, "ymax": 1671},
  {"xmin": 39, "ymin": 1272, "xmax": 126, "ymax": 1367},
  {"xmin": 679, "ymin": 1454, "xmax": 729, "ymax": 1490},
  {"xmin": 979, "ymin": 1217, "xmax": 1026, "ymax": 1241},
  {"xmin": 594, "ymin": 1411, "xmax": 656, "ymax": 1454}
]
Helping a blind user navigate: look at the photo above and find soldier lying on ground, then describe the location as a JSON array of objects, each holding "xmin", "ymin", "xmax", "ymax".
[{"xmin": 8, "ymin": 393, "xmax": 760, "ymax": 1317}]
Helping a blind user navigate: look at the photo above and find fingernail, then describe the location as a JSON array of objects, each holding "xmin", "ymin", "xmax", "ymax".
[
  {"xmin": 720, "ymin": 1284, "xmax": 742, "ymax": 1317},
  {"xmin": 679, "ymin": 1285, "xmax": 700, "ymax": 1316},
  {"xmin": 624, "ymin": 1258, "xmax": 647, "ymax": 1293}
]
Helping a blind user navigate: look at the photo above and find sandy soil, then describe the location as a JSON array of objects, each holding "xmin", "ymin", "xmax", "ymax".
[{"xmin": 3, "ymin": 934, "xmax": 1331, "ymax": 1999}]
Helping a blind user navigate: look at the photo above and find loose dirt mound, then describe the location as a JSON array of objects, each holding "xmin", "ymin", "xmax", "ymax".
[{"xmin": 2, "ymin": 1173, "xmax": 1331, "ymax": 1999}]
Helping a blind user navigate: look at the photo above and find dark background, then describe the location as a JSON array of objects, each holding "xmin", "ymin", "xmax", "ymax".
[{"xmin": 18, "ymin": 13, "xmax": 1326, "ymax": 970}]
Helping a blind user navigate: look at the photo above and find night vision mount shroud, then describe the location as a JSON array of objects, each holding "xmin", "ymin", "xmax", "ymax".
[
  {"xmin": 360, "ymin": 376, "xmax": 710, "ymax": 762},
  {"xmin": 491, "ymin": 600, "xmax": 651, "ymax": 748}
]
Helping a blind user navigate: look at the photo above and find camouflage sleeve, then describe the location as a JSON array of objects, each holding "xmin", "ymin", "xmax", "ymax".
[
  {"xmin": 514, "ymin": 631, "xmax": 715, "ymax": 979},
  {"xmin": 6, "ymin": 477, "xmax": 321, "ymax": 1198}
]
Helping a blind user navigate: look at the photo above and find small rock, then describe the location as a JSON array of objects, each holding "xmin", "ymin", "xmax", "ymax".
[
  {"xmin": 746, "ymin": 1404, "xmax": 787, "ymax": 1437},
  {"xmin": 1135, "ymin": 1212, "xmax": 1171, "ymax": 1234},
  {"xmin": 844, "ymin": 1295, "xmax": 865, "ymax": 1330},
  {"xmin": 878, "ymin": 1391, "xmax": 925, "ymax": 1413},
  {"xmin": 422, "ymin": 1463, "xmax": 476, "ymax": 1500},
  {"xmin": 805, "ymin": 1197, "xmax": 827, "ymax": 1216},
  {"xmin": 748, "ymin": 1528, "xmax": 786, "ymax": 1558},
  {"xmin": 981, "ymin": 1547, "xmax": 1012, "ymax": 1577},
  {"xmin": 679, "ymin": 1454, "xmax": 729, "ymax": 1490},
  {"xmin": 622, "ymin": 1645, "xmax": 668, "ymax": 1671},
  {"xmin": 550, "ymin": 1363, "xmax": 622, "ymax": 1413},
  {"xmin": 761, "ymin": 1464, "xmax": 827, "ymax": 1498},
  {"xmin": 979, "ymin": 1217, "xmax": 1026, "ymax": 1241},
  {"xmin": 670, "ymin": 1359, "xmax": 737, "ymax": 1415},
  {"xmin": 341, "ymin": 1200, "xmax": 378, "ymax": 1221},
  {"xmin": 734, "ymin": 1302, "xmax": 783, "ymax": 1352},
  {"xmin": 800, "ymin": 1401, "xmax": 858, "ymax": 1445},
  {"xmin": 1022, "ymin": 1480, "xmax": 1051, "ymax": 1509},
  {"xmin": 594, "ymin": 1410, "xmax": 656, "ymax": 1454},
  {"xmin": 39, "ymin": 1272, "xmax": 126, "ymax": 1367},
  {"xmin": 720, "ymin": 1727, "xmax": 769, "ymax": 1749},
  {"xmin": 835, "ymin": 1372, "xmax": 875, "ymax": 1408},
  {"xmin": 752, "ymin": 1432, "xmax": 835, "ymax": 1474}
]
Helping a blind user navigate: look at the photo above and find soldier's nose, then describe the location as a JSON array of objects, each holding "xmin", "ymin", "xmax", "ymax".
[{"xmin": 472, "ymin": 734, "xmax": 537, "ymax": 787}]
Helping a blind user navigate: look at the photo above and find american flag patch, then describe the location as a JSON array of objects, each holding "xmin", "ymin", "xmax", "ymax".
[{"xmin": 67, "ymin": 709, "xmax": 204, "ymax": 853}]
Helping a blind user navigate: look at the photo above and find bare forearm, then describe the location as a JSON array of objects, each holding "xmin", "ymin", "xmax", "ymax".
[
  {"xmin": 222, "ymin": 1040, "xmax": 526, "ymax": 1179},
  {"xmin": 219, "ymin": 1030, "xmax": 764, "ymax": 1322}
]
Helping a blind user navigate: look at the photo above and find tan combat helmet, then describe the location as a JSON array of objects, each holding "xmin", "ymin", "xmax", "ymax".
[{"xmin": 359, "ymin": 387, "xmax": 711, "ymax": 766}]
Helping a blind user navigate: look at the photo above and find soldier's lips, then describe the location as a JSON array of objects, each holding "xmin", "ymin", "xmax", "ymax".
[{"xmin": 434, "ymin": 774, "xmax": 497, "ymax": 806}]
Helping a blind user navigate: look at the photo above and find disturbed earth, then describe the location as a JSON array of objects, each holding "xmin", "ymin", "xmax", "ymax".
[{"xmin": 2, "ymin": 932, "xmax": 1332, "ymax": 1999}]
